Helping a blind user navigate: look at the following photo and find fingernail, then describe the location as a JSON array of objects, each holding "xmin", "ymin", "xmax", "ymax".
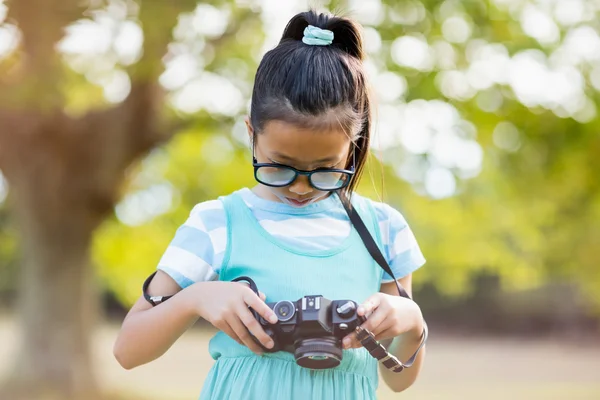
[
  {"xmin": 266, "ymin": 340, "xmax": 274, "ymax": 349},
  {"xmin": 269, "ymin": 314, "xmax": 278, "ymax": 324},
  {"xmin": 357, "ymin": 307, "xmax": 365, "ymax": 315}
]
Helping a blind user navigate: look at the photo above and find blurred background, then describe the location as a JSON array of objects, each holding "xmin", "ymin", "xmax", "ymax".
[{"xmin": 0, "ymin": 0, "xmax": 599, "ymax": 399}]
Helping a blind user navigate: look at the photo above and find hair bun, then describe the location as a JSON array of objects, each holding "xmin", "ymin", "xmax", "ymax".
[{"xmin": 280, "ymin": 10, "xmax": 364, "ymax": 60}]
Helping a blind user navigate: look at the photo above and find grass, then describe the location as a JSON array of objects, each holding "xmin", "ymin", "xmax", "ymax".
[{"xmin": 2, "ymin": 315, "xmax": 600, "ymax": 399}]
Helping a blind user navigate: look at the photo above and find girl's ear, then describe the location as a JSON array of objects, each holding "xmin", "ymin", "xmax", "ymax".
[{"xmin": 244, "ymin": 116, "xmax": 254, "ymax": 143}]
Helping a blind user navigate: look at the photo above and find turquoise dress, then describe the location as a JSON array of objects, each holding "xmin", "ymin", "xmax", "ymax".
[{"xmin": 199, "ymin": 191, "xmax": 386, "ymax": 400}]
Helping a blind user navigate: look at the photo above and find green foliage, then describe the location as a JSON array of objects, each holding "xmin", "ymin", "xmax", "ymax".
[{"xmin": 2, "ymin": 0, "xmax": 598, "ymax": 311}]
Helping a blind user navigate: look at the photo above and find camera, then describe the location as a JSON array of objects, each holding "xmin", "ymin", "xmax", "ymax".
[{"xmin": 252, "ymin": 295, "xmax": 366, "ymax": 369}]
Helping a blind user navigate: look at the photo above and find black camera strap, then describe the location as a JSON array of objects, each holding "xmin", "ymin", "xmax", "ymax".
[
  {"xmin": 337, "ymin": 190, "xmax": 428, "ymax": 371},
  {"xmin": 142, "ymin": 271, "xmax": 173, "ymax": 306},
  {"xmin": 337, "ymin": 191, "xmax": 409, "ymax": 299}
]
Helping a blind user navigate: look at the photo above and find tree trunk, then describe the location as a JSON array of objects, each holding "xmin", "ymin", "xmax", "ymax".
[
  {"xmin": 0, "ymin": 111, "xmax": 108, "ymax": 399},
  {"xmin": 6, "ymin": 207, "xmax": 99, "ymax": 399},
  {"xmin": 0, "ymin": 2, "xmax": 244, "ymax": 398}
]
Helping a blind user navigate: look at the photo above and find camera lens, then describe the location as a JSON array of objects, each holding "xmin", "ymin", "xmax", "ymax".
[
  {"xmin": 294, "ymin": 337, "xmax": 343, "ymax": 369},
  {"xmin": 273, "ymin": 300, "xmax": 295, "ymax": 322}
]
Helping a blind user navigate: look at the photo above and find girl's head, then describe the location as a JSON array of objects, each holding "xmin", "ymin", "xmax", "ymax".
[{"xmin": 246, "ymin": 10, "xmax": 371, "ymax": 207}]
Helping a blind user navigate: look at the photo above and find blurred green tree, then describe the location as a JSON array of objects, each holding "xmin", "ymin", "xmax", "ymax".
[{"xmin": 0, "ymin": 0, "xmax": 260, "ymax": 398}]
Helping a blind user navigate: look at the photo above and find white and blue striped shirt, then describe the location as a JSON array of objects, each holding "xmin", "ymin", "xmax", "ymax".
[{"xmin": 158, "ymin": 188, "xmax": 426, "ymax": 289}]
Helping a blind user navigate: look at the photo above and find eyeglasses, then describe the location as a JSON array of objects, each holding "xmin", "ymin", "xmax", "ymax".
[{"xmin": 252, "ymin": 150, "xmax": 355, "ymax": 191}]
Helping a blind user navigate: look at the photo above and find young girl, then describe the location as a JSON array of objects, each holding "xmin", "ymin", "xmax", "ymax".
[{"xmin": 114, "ymin": 10, "xmax": 427, "ymax": 400}]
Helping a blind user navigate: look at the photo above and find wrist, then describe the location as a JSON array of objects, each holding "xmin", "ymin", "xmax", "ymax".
[
  {"xmin": 408, "ymin": 303, "xmax": 425, "ymax": 339},
  {"xmin": 393, "ymin": 299, "xmax": 424, "ymax": 343},
  {"xmin": 181, "ymin": 281, "xmax": 210, "ymax": 319}
]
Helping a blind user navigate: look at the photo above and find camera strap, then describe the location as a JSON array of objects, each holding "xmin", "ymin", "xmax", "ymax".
[
  {"xmin": 337, "ymin": 191, "xmax": 409, "ymax": 299},
  {"xmin": 142, "ymin": 271, "xmax": 173, "ymax": 306},
  {"xmin": 337, "ymin": 190, "xmax": 428, "ymax": 371}
]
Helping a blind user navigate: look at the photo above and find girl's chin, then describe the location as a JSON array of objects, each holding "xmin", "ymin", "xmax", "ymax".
[
  {"xmin": 283, "ymin": 197, "xmax": 314, "ymax": 207},
  {"xmin": 253, "ymin": 185, "xmax": 329, "ymax": 206}
]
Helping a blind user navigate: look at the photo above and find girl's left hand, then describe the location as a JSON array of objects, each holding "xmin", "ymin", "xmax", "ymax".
[{"xmin": 342, "ymin": 293, "xmax": 423, "ymax": 349}]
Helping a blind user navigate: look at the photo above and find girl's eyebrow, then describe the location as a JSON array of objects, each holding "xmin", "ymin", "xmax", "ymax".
[{"xmin": 270, "ymin": 151, "xmax": 339, "ymax": 164}]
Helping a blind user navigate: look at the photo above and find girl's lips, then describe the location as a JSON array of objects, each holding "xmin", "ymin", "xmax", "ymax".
[{"xmin": 286, "ymin": 197, "xmax": 312, "ymax": 206}]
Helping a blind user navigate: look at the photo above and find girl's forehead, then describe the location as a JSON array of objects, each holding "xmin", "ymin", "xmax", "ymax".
[{"xmin": 258, "ymin": 120, "xmax": 351, "ymax": 164}]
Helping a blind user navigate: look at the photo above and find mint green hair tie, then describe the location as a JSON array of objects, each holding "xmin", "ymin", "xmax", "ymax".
[{"xmin": 302, "ymin": 25, "xmax": 334, "ymax": 46}]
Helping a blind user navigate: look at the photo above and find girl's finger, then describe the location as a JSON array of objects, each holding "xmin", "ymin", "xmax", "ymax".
[
  {"xmin": 226, "ymin": 315, "xmax": 265, "ymax": 355},
  {"xmin": 357, "ymin": 294, "xmax": 381, "ymax": 317},
  {"xmin": 259, "ymin": 291, "xmax": 267, "ymax": 301},
  {"xmin": 215, "ymin": 321, "xmax": 243, "ymax": 346},
  {"xmin": 242, "ymin": 290, "xmax": 278, "ymax": 324},
  {"xmin": 342, "ymin": 333, "xmax": 360, "ymax": 349},
  {"xmin": 375, "ymin": 327, "xmax": 402, "ymax": 343},
  {"xmin": 360, "ymin": 305, "xmax": 388, "ymax": 335},
  {"xmin": 237, "ymin": 304, "xmax": 275, "ymax": 350}
]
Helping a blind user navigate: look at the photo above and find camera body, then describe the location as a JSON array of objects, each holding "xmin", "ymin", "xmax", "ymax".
[{"xmin": 252, "ymin": 295, "xmax": 366, "ymax": 369}]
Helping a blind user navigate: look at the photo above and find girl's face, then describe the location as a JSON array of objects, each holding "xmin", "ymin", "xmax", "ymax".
[{"xmin": 247, "ymin": 118, "xmax": 353, "ymax": 207}]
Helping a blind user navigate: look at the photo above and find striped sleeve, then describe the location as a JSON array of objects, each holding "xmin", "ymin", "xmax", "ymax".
[
  {"xmin": 157, "ymin": 200, "xmax": 227, "ymax": 288},
  {"xmin": 373, "ymin": 202, "xmax": 426, "ymax": 282}
]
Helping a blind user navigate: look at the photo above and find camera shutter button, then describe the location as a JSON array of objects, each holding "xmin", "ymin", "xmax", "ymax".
[{"xmin": 336, "ymin": 301, "xmax": 356, "ymax": 318}]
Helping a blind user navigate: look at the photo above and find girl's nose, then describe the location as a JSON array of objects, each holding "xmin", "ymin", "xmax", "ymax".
[{"xmin": 288, "ymin": 175, "xmax": 313, "ymax": 195}]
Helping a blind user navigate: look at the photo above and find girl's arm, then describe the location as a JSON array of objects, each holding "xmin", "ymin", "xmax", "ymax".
[
  {"xmin": 378, "ymin": 274, "xmax": 426, "ymax": 393},
  {"xmin": 113, "ymin": 270, "xmax": 277, "ymax": 370},
  {"xmin": 112, "ymin": 270, "xmax": 201, "ymax": 370}
]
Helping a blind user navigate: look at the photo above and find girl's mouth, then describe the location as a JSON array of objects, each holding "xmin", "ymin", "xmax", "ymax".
[{"xmin": 286, "ymin": 197, "xmax": 312, "ymax": 207}]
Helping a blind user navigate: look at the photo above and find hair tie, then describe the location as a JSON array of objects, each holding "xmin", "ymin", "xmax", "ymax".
[{"xmin": 302, "ymin": 25, "xmax": 334, "ymax": 46}]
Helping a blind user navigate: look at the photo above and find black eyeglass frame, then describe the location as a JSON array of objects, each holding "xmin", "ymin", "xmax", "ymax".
[{"xmin": 252, "ymin": 149, "xmax": 356, "ymax": 192}]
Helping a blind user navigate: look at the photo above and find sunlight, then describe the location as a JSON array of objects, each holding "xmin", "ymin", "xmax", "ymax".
[
  {"xmin": 258, "ymin": 0, "xmax": 306, "ymax": 54},
  {"xmin": 169, "ymin": 72, "xmax": 244, "ymax": 116},
  {"xmin": 159, "ymin": 53, "xmax": 200, "ymax": 91},
  {"xmin": 56, "ymin": 0, "xmax": 142, "ymax": 103},
  {"xmin": 391, "ymin": 35, "xmax": 434, "ymax": 71},
  {"xmin": 437, "ymin": 70, "xmax": 476, "ymax": 101},
  {"xmin": 100, "ymin": 69, "xmax": 131, "ymax": 103},
  {"xmin": 520, "ymin": 3, "xmax": 560, "ymax": 45},
  {"xmin": 553, "ymin": 0, "xmax": 588, "ymax": 26},
  {"xmin": 0, "ymin": 23, "xmax": 19, "ymax": 59},
  {"xmin": 389, "ymin": 0, "xmax": 426, "ymax": 26},
  {"xmin": 432, "ymin": 40, "xmax": 457, "ymax": 70},
  {"xmin": 590, "ymin": 65, "xmax": 600, "ymax": 91},
  {"xmin": 493, "ymin": 121, "xmax": 522, "ymax": 153},
  {"xmin": 555, "ymin": 26, "xmax": 600, "ymax": 66},
  {"xmin": 373, "ymin": 98, "xmax": 483, "ymax": 198},
  {"xmin": 0, "ymin": 0, "xmax": 6, "ymax": 23},
  {"xmin": 192, "ymin": 4, "xmax": 230, "ymax": 38},
  {"xmin": 115, "ymin": 183, "xmax": 175, "ymax": 227},
  {"xmin": 373, "ymin": 71, "xmax": 407, "ymax": 103},
  {"xmin": 424, "ymin": 166, "xmax": 456, "ymax": 199},
  {"xmin": 508, "ymin": 50, "xmax": 591, "ymax": 119},
  {"xmin": 442, "ymin": 15, "xmax": 472, "ymax": 44},
  {"xmin": 363, "ymin": 27, "xmax": 382, "ymax": 54},
  {"xmin": 0, "ymin": 171, "xmax": 7, "ymax": 204},
  {"xmin": 348, "ymin": 0, "xmax": 385, "ymax": 26}
]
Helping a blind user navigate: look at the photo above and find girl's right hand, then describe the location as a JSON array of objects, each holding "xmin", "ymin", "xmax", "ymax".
[{"xmin": 190, "ymin": 281, "xmax": 279, "ymax": 355}]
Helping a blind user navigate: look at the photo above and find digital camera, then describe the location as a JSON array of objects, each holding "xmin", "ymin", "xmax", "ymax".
[{"xmin": 252, "ymin": 295, "xmax": 366, "ymax": 369}]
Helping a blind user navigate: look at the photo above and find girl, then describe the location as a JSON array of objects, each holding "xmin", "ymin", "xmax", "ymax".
[{"xmin": 114, "ymin": 10, "xmax": 427, "ymax": 400}]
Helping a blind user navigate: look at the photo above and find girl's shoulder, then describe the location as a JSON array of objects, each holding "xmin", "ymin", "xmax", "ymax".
[
  {"xmin": 352, "ymin": 192, "xmax": 411, "ymax": 228},
  {"xmin": 186, "ymin": 198, "xmax": 228, "ymax": 232},
  {"xmin": 353, "ymin": 193, "xmax": 426, "ymax": 280}
]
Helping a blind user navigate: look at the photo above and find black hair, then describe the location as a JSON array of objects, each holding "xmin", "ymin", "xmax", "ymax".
[{"xmin": 249, "ymin": 9, "xmax": 371, "ymax": 195}]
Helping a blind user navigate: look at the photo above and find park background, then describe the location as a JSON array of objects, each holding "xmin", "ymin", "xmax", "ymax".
[{"xmin": 0, "ymin": 0, "xmax": 599, "ymax": 399}]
